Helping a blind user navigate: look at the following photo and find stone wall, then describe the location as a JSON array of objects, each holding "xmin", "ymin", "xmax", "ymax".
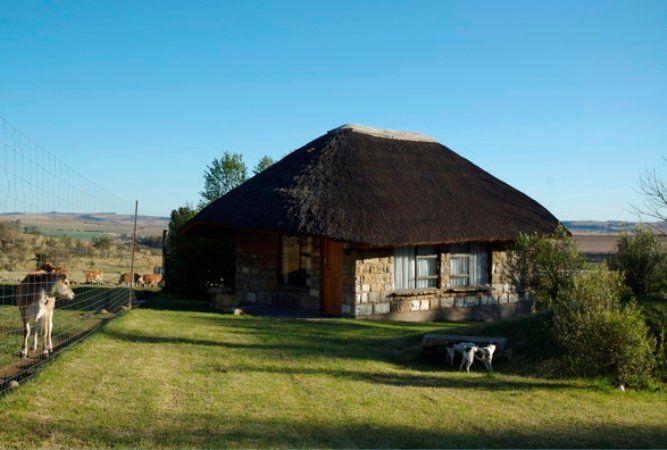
[
  {"xmin": 347, "ymin": 244, "xmax": 531, "ymax": 321},
  {"xmin": 234, "ymin": 233, "xmax": 530, "ymax": 321},
  {"xmin": 235, "ymin": 232, "xmax": 321, "ymax": 311}
]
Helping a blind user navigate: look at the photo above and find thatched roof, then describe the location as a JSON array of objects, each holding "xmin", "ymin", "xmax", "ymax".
[{"xmin": 181, "ymin": 124, "xmax": 561, "ymax": 246}]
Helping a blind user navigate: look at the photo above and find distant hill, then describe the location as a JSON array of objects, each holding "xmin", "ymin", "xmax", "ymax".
[
  {"xmin": 0, "ymin": 212, "xmax": 169, "ymax": 237},
  {"xmin": 2, "ymin": 213, "xmax": 665, "ymax": 239},
  {"xmin": 563, "ymin": 220, "xmax": 667, "ymax": 234}
]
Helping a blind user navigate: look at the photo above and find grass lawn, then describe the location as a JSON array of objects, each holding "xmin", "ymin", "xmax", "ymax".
[{"xmin": 0, "ymin": 297, "xmax": 665, "ymax": 448}]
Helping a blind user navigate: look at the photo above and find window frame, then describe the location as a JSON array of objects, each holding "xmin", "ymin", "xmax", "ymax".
[
  {"xmin": 414, "ymin": 253, "xmax": 439, "ymax": 287},
  {"xmin": 449, "ymin": 253, "xmax": 472, "ymax": 287},
  {"xmin": 448, "ymin": 243, "xmax": 491, "ymax": 288},
  {"xmin": 393, "ymin": 246, "xmax": 440, "ymax": 290},
  {"xmin": 279, "ymin": 235, "xmax": 309, "ymax": 287}
]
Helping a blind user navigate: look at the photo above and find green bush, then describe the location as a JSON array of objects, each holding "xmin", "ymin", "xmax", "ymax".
[
  {"xmin": 507, "ymin": 225, "xmax": 584, "ymax": 310},
  {"xmin": 553, "ymin": 267, "xmax": 655, "ymax": 387},
  {"xmin": 609, "ymin": 228, "xmax": 667, "ymax": 297},
  {"xmin": 637, "ymin": 297, "xmax": 667, "ymax": 380}
]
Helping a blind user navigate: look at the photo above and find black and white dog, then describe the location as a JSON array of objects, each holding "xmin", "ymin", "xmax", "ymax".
[
  {"xmin": 445, "ymin": 341, "xmax": 497, "ymax": 373},
  {"xmin": 445, "ymin": 342, "xmax": 478, "ymax": 372},
  {"xmin": 474, "ymin": 343, "xmax": 497, "ymax": 373}
]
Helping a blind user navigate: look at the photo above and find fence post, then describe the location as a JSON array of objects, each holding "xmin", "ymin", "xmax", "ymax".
[
  {"xmin": 161, "ymin": 229, "xmax": 168, "ymax": 290},
  {"xmin": 129, "ymin": 200, "xmax": 139, "ymax": 309}
]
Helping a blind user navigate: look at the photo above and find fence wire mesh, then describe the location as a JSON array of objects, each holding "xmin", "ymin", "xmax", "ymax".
[{"xmin": 0, "ymin": 117, "xmax": 155, "ymax": 393}]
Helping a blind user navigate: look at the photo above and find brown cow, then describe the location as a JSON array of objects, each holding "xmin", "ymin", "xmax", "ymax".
[
  {"xmin": 118, "ymin": 272, "xmax": 141, "ymax": 285},
  {"xmin": 140, "ymin": 273, "xmax": 162, "ymax": 288},
  {"xmin": 16, "ymin": 270, "xmax": 75, "ymax": 357},
  {"xmin": 39, "ymin": 262, "xmax": 68, "ymax": 276},
  {"xmin": 84, "ymin": 269, "xmax": 104, "ymax": 285}
]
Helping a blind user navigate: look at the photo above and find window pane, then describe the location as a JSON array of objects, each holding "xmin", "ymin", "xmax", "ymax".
[
  {"xmin": 470, "ymin": 243, "xmax": 489, "ymax": 285},
  {"xmin": 282, "ymin": 235, "xmax": 307, "ymax": 286},
  {"xmin": 416, "ymin": 257, "xmax": 437, "ymax": 277},
  {"xmin": 450, "ymin": 276, "xmax": 468, "ymax": 287},
  {"xmin": 450, "ymin": 256, "xmax": 470, "ymax": 287},
  {"xmin": 416, "ymin": 277, "xmax": 438, "ymax": 288},
  {"xmin": 451, "ymin": 256, "xmax": 469, "ymax": 275},
  {"xmin": 416, "ymin": 256, "xmax": 437, "ymax": 288},
  {"xmin": 393, "ymin": 247, "xmax": 415, "ymax": 289}
]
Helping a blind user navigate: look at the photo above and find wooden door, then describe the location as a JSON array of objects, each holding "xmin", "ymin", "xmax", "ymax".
[{"xmin": 321, "ymin": 238, "xmax": 343, "ymax": 314}]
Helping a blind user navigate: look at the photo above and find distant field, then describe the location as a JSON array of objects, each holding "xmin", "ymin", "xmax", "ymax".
[
  {"xmin": 34, "ymin": 228, "xmax": 111, "ymax": 241},
  {"xmin": 573, "ymin": 233, "xmax": 667, "ymax": 254},
  {"xmin": 0, "ymin": 212, "xmax": 168, "ymax": 238}
]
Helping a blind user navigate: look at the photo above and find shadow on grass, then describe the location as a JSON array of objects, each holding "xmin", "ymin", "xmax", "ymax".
[
  {"xmin": 128, "ymin": 295, "xmax": 566, "ymax": 380},
  {"xmin": 139, "ymin": 294, "xmax": 213, "ymax": 312},
  {"xmin": 100, "ymin": 318, "xmax": 575, "ymax": 391},
  {"xmin": 33, "ymin": 414, "xmax": 667, "ymax": 448},
  {"xmin": 212, "ymin": 363, "xmax": 579, "ymax": 391}
]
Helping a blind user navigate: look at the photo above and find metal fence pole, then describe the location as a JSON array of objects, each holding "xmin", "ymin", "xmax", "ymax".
[
  {"xmin": 161, "ymin": 229, "xmax": 168, "ymax": 290},
  {"xmin": 129, "ymin": 200, "xmax": 139, "ymax": 308}
]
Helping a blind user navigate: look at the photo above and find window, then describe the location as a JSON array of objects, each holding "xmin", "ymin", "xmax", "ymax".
[
  {"xmin": 393, "ymin": 246, "xmax": 438, "ymax": 289},
  {"xmin": 449, "ymin": 243, "xmax": 489, "ymax": 287},
  {"xmin": 280, "ymin": 235, "xmax": 309, "ymax": 286}
]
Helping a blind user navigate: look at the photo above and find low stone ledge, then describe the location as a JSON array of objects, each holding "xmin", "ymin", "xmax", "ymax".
[{"xmin": 388, "ymin": 286, "xmax": 492, "ymax": 299}]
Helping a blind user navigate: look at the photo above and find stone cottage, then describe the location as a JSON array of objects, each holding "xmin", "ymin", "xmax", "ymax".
[{"xmin": 181, "ymin": 124, "xmax": 561, "ymax": 321}]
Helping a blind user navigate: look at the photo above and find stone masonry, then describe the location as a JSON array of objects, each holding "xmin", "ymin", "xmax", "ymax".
[
  {"xmin": 234, "ymin": 232, "xmax": 531, "ymax": 321},
  {"xmin": 345, "ymin": 243, "xmax": 530, "ymax": 320},
  {"xmin": 235, "ymin": 231, "xmax": 321, "ymax": 311}
]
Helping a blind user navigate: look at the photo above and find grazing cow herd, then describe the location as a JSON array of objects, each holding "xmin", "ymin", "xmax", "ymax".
[
  {"xmin": 117, "ymin": 272, "xmax": 163, "ymax": 287},
  {"xmin": 13, "ymin": 262, "xmax": 162, "ymax": 359}
]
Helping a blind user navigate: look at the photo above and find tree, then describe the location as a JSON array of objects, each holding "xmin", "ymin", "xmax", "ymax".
[
  {"xmin": 632, "ymin": 157, "xmax": 666, "ymax": 229},
  {"xmin": 552, "ymin": 266, "xmax": 655, "ymax": 388},
  {"xmin": 92, "ymin": 235, "xmax": 112, "ymax": 258},
  {"xmin": 253, "ymin": 155, "xmax": 275, "ymax": 175},
  {"xmin": 506, "ymin": 225, "xmax": 584, "ymax": 310},
  {"xmin": 199, "ymin": 152, "xmax": 247, "ymax": 208},
  {"xmin": 608, "ymin": 228, "xmax": 667, "ymax": 297}
]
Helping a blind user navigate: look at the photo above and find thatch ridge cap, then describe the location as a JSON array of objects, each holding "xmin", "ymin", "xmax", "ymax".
[{"xmin": 328, "ymin": 124, "xmax": 438, "ymax": 143}]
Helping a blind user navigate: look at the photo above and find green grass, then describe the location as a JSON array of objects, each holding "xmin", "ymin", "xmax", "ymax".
[
  {"xmin": 0, "ymin": 286, "xmax": 129, "ymax": 370},
  {"xmin": 35, "ymin": 228, "xmax": 110, "ymax": 241},
  {"xmin": 0, "ymin": 297, "xmax": 665, "ymax": 448}
]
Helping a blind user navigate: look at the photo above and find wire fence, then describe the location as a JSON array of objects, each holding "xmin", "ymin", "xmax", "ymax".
[{"xmin": 0, "ymin": 116, "xmax": 152, "ymax": 393}]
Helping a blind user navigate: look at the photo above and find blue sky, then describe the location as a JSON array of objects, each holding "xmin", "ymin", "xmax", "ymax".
[{"xmin": 1, "ymin": 0, "xmax": 665, "ymax": 219}]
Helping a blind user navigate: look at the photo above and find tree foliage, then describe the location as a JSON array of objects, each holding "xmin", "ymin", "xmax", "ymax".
[
  {"xmin": 506, "ymin": 225, "xmax": 584, "ymax": 310},
  {"xmin": 92, "ymin": 235, "xmax": 112, "ymax": 258},
  {"xmin": 506, "ymin": 228, "xmax": 660, "ymax": 387},
  {"xmin": 253, "ymin": 155, "xmax": 275, "ymax": 175},
  {"xmin": 552, "ymin": 267, "xmax": 655, "ymax": 387},
  {"xmin": 199, "ymin": 152, "xmax": 247, "ymax": 208},
  {"xmin": 608, "ymin": 228, "xmax": 667, "ymax": 297}
]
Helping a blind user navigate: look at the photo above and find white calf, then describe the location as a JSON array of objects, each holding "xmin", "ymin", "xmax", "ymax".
[{"xmin": 16, "ymin": 271, "xmax": 75, "ymax": 357}]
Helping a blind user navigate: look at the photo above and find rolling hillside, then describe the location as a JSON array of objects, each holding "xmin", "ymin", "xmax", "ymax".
[{"xmin": 0, "ymin": 212, "xmax": 169, "ymax": 238}]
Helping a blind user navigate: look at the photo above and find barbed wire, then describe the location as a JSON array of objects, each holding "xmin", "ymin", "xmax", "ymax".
[{"xmin": 0, "ymin": 116, "xmax": 148, "ymax": 394}]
